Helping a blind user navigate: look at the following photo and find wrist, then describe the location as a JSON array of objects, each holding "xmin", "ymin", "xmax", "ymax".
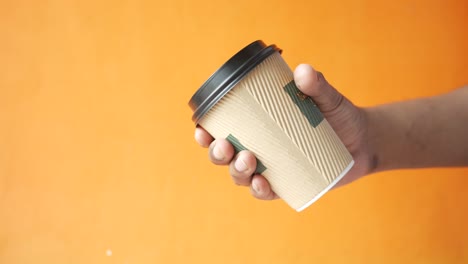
[{"xmin": 363, "ymin": 106, "xmax": 388, "ymax": 174}]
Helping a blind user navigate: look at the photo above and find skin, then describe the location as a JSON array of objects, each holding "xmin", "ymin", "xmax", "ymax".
[{"xmin": 194, "ymin": 64, "xmax": 468, "ymax": 201}]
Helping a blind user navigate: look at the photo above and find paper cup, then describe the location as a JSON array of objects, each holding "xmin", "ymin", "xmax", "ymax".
[{"xmin": 189, "ymin": 40, "xmax": 354, "ymax": 211}]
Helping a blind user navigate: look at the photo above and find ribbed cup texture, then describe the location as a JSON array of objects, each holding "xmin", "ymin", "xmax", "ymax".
[{"xmin": 199, "ymin": 53, "xmax": 353, "ymax": 211}]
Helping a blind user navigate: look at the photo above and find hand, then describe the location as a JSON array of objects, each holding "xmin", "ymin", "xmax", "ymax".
[{"xmin": 194, "ymin": 64, "xmax": 375, "ymax": 200}]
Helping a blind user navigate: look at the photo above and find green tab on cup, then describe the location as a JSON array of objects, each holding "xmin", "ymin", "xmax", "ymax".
[
  {"xmin": 226, "ymin": 134, "xmax": 267, "ymax": 174},
  {"xmin": 284, "ymin": 80, "xmax": 324, "ymax": 128}
]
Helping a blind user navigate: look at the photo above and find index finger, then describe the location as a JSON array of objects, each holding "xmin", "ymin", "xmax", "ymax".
[{"xmin": 194, "ymin": 126, "xmax": 214, "ymax": 148}]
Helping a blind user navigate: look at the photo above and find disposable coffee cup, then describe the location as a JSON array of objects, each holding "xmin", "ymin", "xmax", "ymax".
[{"xmin": 189, "ymin": 40, "xmax": 354, "ymax": 211}]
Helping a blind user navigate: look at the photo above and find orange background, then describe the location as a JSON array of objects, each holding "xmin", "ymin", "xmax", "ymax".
[{"xmin": 1, "ymin": 0, "xmax": 467, "ymax": 263}]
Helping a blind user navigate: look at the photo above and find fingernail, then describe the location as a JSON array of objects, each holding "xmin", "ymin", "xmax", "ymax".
[
  {"xmin": 212, "ymin": 143, "xmax": 224, "ymax": 160},
  {"xmin": 234, "ymin": 156, "xmax": 248, "ymax": 172},
  {"xmin": 295, "ymin": 80, "xmax": 303, "ymax": 89},
  {"xmin": 194, "ymin": 129, "xmax": 203, "ymax": 144},
  {"xmin": 252, "ymin": 181, "xmax": 261, "ymax": 194}
]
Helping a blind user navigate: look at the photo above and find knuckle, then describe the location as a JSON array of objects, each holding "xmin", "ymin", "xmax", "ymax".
[
  {"xmin": 231, "ymin": 175, "xmax": 249, "ymax": 186},
  {"xmin": 229, "ymin": 166, "xmax": 251, "ymax": 185},
  {"xmin": 329, "ymin": 93, "xmax": 345, "ymax": 113}
]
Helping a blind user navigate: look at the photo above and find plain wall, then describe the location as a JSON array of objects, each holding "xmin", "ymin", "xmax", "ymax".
[{"xmin": 1, "ymin": 0, "xmax": 467, "ymax": 263}]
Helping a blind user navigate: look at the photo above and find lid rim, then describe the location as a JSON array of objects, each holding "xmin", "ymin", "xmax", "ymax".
[
  {"xmin": 189, "ymin": 41, "xmax": 264, "ymax": 109},
  {"xmin": 189, "ymin": 40, "xmax": 282, "ymax": 124}
]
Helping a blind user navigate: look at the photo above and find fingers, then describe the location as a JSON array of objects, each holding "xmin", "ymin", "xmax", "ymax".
[
  {"xmin": 250, "ymin": 174, "xmax": 279, "ymax": 200},
  {"xmin": 229, "ymin": 151, "xmax": 279, "ymax": 200},
  {"xmin": 229, "ymin": 150, "xmax": 256, "ymax": 186},
  {"xmin": 294, "ymin": 64, "xmax": 345, "ymax": 114},
  {"xmin": 194, "ymin": 126, "xmax": 214, "ymax": 148},
  {"xmin": 208, "ymin": 138, "xmax": 235, "ymax": 165},
  {"xmin": 195, "ymin": 127, "xmax": 279, "ymax": 201}
]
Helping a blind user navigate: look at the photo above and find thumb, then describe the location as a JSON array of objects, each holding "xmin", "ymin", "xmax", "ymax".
[{"xmin": 294, "ymin": 64, "xmax": 345, "ymax": 114}]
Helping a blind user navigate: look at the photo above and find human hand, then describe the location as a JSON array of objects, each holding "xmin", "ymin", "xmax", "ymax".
[{"xmin": 194, "ymin": 64, "xmax": 375, "ymax": 200}]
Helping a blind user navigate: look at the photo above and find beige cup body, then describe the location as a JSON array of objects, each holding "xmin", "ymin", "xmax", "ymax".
[{"xmin": 199, "ymin": 52, "xmax": 354, "ymax": 211}]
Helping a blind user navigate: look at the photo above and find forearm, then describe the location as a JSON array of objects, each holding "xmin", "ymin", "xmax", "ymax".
[{"xmin": 366, "ymin": 86, "xmax": 468, "ymax": 172}]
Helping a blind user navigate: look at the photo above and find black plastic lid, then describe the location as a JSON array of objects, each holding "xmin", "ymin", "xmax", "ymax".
[{"xmin": 188, "ymin": 40, "xmax": 282, "ymax": 123}]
